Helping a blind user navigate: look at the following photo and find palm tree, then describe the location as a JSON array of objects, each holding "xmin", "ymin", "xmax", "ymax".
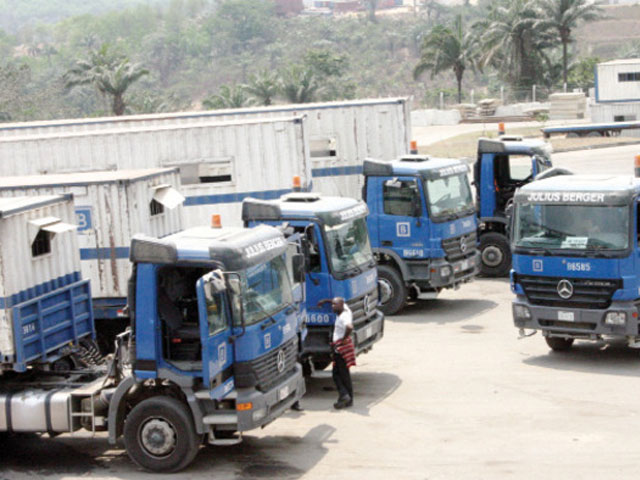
[
  {"xmin": 536, "ymin": 0, "xmax": 603, "ymax": 86},
  {"xmin": 475, "ymin": 0, "xmax": 553, "ymax": 97},
  {"xmin": 414, "ymin": 15, "xmax": 477, "ymax": 104},
  {"xmin": 64, "ymin": 44, "xmax": 149, "ymax": 116},
  {"xmin": 203, "ymin": 85, "xmax": 254, "ymax": 109},
  {"xmin": 244, "ymin": 70, "xmax": 280, "ymax": 106},
  {"xmin": 279, "ymin": 66, "xmax": 321, "ymax": 104}
]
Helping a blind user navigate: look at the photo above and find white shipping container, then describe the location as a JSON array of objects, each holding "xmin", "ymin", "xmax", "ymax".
[
  {"xmin": 0, "ymin": 169, "xmax": 184, "ymax": 317},
  {"xmin": 596, "ymin": 59, "xmax": 640, "ymax": 103},
  {"xmin": 0, "ymin": 98, "xmax": 411, "ymax": 200},
  {"xmin": 0, "ymin": 117, "xmax": 311, "ymax": 229},
  {"xmin": 0, "ymin": 195, "xmax": 81, "ymax": 357}
]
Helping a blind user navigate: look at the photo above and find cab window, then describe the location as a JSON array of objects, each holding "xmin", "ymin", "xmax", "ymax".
[
  {"xmin": 383, "ymin": 179, "xmax": 421, "ymax": 217},
  {"xmin": 206, "ymin": 293, "xmax": 228, "ymax": 336}
]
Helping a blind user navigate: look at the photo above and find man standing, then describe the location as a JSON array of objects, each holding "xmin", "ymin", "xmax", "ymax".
[{"xmin": 330, "ymin": 297, "xmax": 355, "ymax": 409}]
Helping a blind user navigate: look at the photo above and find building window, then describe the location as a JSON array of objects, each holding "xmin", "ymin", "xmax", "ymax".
[
  {"xmin": 150, "ymin": 199, "xmax": 165, "ymax": 216},
  {"xmin": 618, "ymin": 72, "xmax": 640, "ymax": 82},
  {"xmin": 31, "ymin": 230, "xmax": 52, "ymax": 257}
]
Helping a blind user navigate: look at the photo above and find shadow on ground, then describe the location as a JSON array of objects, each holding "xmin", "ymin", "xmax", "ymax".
[
  {"xmin": 392, "ymin": 297, "xmax": 498, "ymax": 325},
  {"xmin": 297, "ymin": 370, "xmax": 401, "ymax": 418},
  {"xmin": 523, "ymin": 339, "xmax": 640, "ymax": 378},
  {"xmin": 0, "ymin": 424, "xmax": 337, "ymax": 480}
]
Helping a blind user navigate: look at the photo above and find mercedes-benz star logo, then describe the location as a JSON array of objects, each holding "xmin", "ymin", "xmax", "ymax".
[
  {"xmin": 557, "ymin": 279, "xmax": 574, "ymax": 299},
  {"xmin": 276, "ymin": 349, "xmax": 286, "ymax": 373},
  {"xmin": 363, "ymin": 294, "xmax": 373, "ymax": 316},
  {"xmin": 460, "ymin": 238, "xmax": 468, "ymax": 253}
]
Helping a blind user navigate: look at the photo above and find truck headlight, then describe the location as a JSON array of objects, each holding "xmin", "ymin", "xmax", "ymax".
[
  {"xmin": 440, "ymin": 266, "xmax": 452, "ymax": 277},
  {"xmin": 514, "ymin": 305, "xmax": 531, "ymax": 319},
  {"xmin": 252, "ymin": 408, "xmax": 267, "ymax": 422},
  {"xmin": 604, "ymin": 312, "xmax": 626, "ymax": 326}
]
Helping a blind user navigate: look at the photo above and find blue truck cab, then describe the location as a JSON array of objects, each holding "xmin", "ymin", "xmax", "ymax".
[
  {"xmin": 127, "ymin": 223, "xmax": 306, "ymax": 450},
  {"xmin": 242, "ymin": 193, "xmax": 384, "ymax": 372},
  {"xmin": 363, "ymin": 156, "xmax": 480, "ymax": 315},
  {"xmin": 511, "ymin": 174, "xmax": 640, "ymax": 351},
  {"xmin": 474, "ymin": 137, "xmax": 553, "ymax": 276}
]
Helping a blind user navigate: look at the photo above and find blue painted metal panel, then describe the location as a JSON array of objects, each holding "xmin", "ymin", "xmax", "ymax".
[{"xmin": 6, "ymin": 279, "xmax": 94, "ymax": 372}]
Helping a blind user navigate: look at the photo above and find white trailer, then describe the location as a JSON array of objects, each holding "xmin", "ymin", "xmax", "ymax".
[
  {"xmin": 0, "ymin": 98, "xmax": 411, "ymax": 201},
  {"xmin": 0, "ymin": 195, "xmax": 94, "ymax": 372},
  {"xmin": 0, "ymin": 169, "xmax": 184, "ymax": 323},
  {"xmin": 0, "ymin": 117, "xmax": 311, "ymax": 228}
]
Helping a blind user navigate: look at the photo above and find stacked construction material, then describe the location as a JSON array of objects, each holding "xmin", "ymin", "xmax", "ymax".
[
  {"xmin": 477, "ymin": 98, "xmax": 498, "ymax": 117},
  {"xmin": 549, "ymin": 92, "xmax": 586, "ymax": 120},
  {"xmin": 454, "ymin": 103, "xmax": 477, "ymax": 120}
]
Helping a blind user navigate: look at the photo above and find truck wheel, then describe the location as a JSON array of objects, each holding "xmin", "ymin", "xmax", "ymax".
[
  {"xmin": 479, "ymin": 232, "xmax": 511, "ymax": 277},
  {"xmin": 124, "ymin": 396, "xmax": 200, "ymax": 473},
  {"xmin": 545, "ymin": 337, "xmax": 574, "ymax": 351},
  {"xmin": 377, "ymin": 265, "xmax": 407, "ymax": 316}
]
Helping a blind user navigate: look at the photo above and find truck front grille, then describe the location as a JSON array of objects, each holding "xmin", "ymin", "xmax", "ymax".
[
  {"xmin": 516, "ymin": 274, "xmax": 621, "ymax": 310},
  {"xmin": 347, "ymin": 288, "xmax": 379, "ymax": 328},
  {"xmin": 442, "ymin": 232, "xmax": 477, "ymax": 262},
  {"xmin": 248, "ymin": 336, "xmax": 298, "ymax": 392}
]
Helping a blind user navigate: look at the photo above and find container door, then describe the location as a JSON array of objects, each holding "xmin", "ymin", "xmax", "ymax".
[{"xmin": 196, "ymin": 272, "xmax": 234, "ymax": 399}]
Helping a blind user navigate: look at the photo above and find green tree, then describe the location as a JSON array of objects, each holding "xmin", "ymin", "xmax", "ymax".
[
  {"xmin": 567, "ymin": 56, "xmax": 600, "ymax": 90},
  {"xmin": 363, "ymin": 0, "xmax": 379, "ymax": 23},
  {"xmin": 536, "ymin": 0, "xmax": 603, "ymax": 86},
  {"xmin": 279, "ymin": 65, "xmax": 321, "ymax": 104},
  {"xmin": 244, "ymin": 70, "xmax": 280, "ymax": 106},
  {"xmin": 203, "ymin": 84, "xmax": 254, "ymax": 109},
  {"xmin": 475, "ymin": 0, "xmax": 553, "ymax": 96},
  {"xmin": 207, "ymin": 0, "xmax": 277, "ymax": 55},
  {"xmin": 414, "ymin": 15, "xmax": 477, "ymax": 104},
  {"xmin": 64, "ymin": 44, "xmax": 149, "ymax": 115}
]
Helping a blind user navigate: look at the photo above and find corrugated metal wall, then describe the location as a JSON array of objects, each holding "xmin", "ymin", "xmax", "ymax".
[
  {"xmin": 0, "ymin": 170, "xmax": 183, "ymax": 300},
  {"xmin": 590, "ymin": 103, "xmax": 640, "ymax": 137},
  {"xmin": 0, "ymin": 196, "xmax": 80, "ymax": 356}
]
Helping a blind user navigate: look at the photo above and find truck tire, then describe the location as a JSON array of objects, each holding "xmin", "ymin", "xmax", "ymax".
[
  {"xmin": 479, "ymin": 232, "xmax": 511, "ymax": 277},
  {"xmin": 377, "ymin": 264, "xmax": 407, "ymax": 316},
  {"xmin": 124, "ymin": 396, "xmax": 200, "ymax": 473},
  {"xmin": 545, "ymin": 337, "xmax": 574, "ymax": 351}
]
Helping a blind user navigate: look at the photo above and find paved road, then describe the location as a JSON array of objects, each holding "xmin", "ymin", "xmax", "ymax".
[{"xmin": 2, "ymin": 145, "xmax": 640, "ymax": 480}]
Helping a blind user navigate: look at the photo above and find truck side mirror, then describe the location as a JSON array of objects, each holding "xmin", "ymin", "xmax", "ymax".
[
  {"xmin": 225, "ymin": 273, "xmax": 246, "ymax": 341},
  {"xmin": 292, "ymin": 254, "xmax": 306, "ymax": 284},
  {"xmin": 202, "ymin": 269, "xmax": 226, "ymax": 302}
]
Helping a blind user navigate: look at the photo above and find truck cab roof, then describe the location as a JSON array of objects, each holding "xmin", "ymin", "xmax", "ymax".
[
  {"xmin": 242, "ymin": 194, "xmax": 369, "ymax": 226},
  {"xmin": 478, "ymin": 137, "xmax": 550, "ymax": 156},
  {"xmin": 130, "ymin": 224, "xmax": 287, "ymax": 271},
  {"xmin": 515, "ymin": 174, "xmax": 640, "ymax": 205},
  {"xmin": 363, "ymin": 156, "xmax": 468, "ymax": 180}
]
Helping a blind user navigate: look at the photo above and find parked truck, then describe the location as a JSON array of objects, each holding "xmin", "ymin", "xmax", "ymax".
[
  {"xmin": 510, "ymin": 170, "xmax": 640, "ymax": 351},
  {"xmin": 242, "ymin": 193, "xmax": 384, "ymax": 372},
  {"xmin": 473, "ymin": 136, "xmax": 553, "ymax": 276},
  {"xmin": 0, "ymin": 169, "xmax": 185, "ymax": 343},
  {"xmin": 0, "ymin": 223, "xmax": 306, "ymax": 472},
  {"xmin": 0, "ymin": 195, "xmax": 96, "ymax": 373},
  {"xmin": 362, "ymin": 156, "xmax": 480, "ymax": 315}
]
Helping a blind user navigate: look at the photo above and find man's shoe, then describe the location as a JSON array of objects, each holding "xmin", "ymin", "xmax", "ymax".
[
  {"xmin": 333, "ymin": 395, "xmax": 351, "ymax": 409},
  {"xmin": 345, "ymin": 399, "xmax": 353, "ymax": 407},
  {"xmin": 291, "ymin": 402, "xmax": 304, "ymax": 412}
]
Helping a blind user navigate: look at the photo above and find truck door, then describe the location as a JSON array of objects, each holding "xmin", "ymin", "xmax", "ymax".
[
  {"xmin": 196, "ymin": 272, "xmax": 234, "ymax": 399},
  {"xmin": 377, "ymin": 177, "xmax": 427, "ymax": 257}
]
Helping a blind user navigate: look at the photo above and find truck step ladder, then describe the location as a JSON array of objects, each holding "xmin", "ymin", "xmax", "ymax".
[{"xmin": 67, "ymin": 376, "xmax": 105, "ymax": 434}]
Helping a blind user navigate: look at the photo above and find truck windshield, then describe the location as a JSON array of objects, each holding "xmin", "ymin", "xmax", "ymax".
[
  {"xmin": 425, "ymin": 173, "xmax": 474, "ymax": 221},
  {"xmin": 513, "ymin": 204, "xmax": 629, "ymax": 252},
  {"xmin": 324, "ymin": 217, "xmax": 374, "ymax": 276},
  {"xmin": 234, "ymin": 255, "xmax": 293, "ymax": 326}
]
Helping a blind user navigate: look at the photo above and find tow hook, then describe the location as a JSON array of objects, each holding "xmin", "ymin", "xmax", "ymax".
[{"xmin": 518, "ymin": 328, "xmax": 537, "ymax": 339}]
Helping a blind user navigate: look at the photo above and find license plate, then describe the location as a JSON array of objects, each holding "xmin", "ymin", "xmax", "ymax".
[
  {"xmin": 558, "ymin": 311, "xmax": 575, "ymax": 321},
  {"xmin": 365, "ymin": 326, "xmax": 373, "ymax": 338},
  {"xmin": 278, "ymin": 385, "xmax": 290, "ymax": 401}
]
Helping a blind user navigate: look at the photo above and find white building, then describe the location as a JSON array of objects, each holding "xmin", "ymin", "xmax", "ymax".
[{"xmin": 591, "ymin": 58, "xmax": 640, "ymax": 135}]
